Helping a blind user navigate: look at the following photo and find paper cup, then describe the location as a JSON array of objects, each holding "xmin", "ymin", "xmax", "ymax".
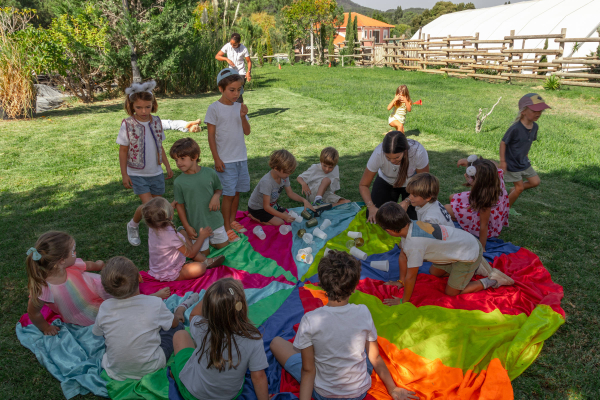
[
  {"xmin": 302, "ymin": 233, "xmax": 314, "ymax": 244},
  {"xmin": 349, "ymin": 246, "xmax": 367, "ymax": 260},
  {"xmin": 370, "ymin": 260, "xmax": 389, "ymax": 272},
  {"xmin": 279, "ymin": 225, "xmax": 292, "ymax": 235},
  {"xmin": 294, "ymin": 216, "xmax": 303, "ymax": 223},
  {"xmin": 313, "ymin": 227, "xmax": 328, "ymax": 240},
  {"xmin": 320, "ymin": 219, "xmax": 332, "ymax": 230},
  {"xmin": 253, "ymin": 226, "xmax": 266, "ymax": 240},
  {"xmin": 347, "ymin": 231, "xmax": 362, "ymax": 239}
]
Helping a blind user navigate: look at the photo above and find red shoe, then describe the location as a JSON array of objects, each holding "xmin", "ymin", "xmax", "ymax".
[
  {"xmin": 230, "ymin": 221, "xmax": 247, "ymax": 233},
  {"xmin": 226, "ymin": 229, "xmax": 240, "ymax": 242}
]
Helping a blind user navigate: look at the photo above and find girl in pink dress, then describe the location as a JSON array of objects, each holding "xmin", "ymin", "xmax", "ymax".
[{"xmin": 445, "ymin": 156, "xmax": 509, "ymax": 248}]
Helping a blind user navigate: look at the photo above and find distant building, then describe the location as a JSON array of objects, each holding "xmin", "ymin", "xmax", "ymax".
[{"xmin": 334, "ymin": 12, "xmax": 395, "ymax": 47}]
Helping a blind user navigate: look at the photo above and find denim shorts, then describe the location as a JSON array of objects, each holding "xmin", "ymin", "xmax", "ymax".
[
  {"xmin": 284, "ymin": 352, "xmax": 373, "ymax": 400},
  {"xmin": 130, "ymin": 174, "xmax": 165, "ymax": 195},
  {"xmin": 158, "ymin": 322, "xmax": 185, "ymax": 361},
  {"xmin": 216, "ymin": 161, "xmax": 250, "ymax": 196}
]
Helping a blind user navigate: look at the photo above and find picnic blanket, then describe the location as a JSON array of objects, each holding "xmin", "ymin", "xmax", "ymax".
[{"xmin": 16, "ymin": 203, "xmax": 564, "ymax": 399}]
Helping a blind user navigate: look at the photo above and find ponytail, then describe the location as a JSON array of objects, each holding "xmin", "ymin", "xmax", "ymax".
[
  {"xmin": 382, "ymin": 131, "xmax": 410, "ymax": 188},
  {"xmin": 142, "ymin": 197, "xmax": 189, "ymax": 252}
]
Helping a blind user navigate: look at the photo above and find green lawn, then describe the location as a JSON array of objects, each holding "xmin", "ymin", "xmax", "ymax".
[{"xmin": 1, "ymin": 64, "xmax": 599, "ymax": 399}]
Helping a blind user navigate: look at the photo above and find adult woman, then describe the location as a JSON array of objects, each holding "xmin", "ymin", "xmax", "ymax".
[{"xmin": 359, "ymin": 131, "xmax": 430, "ymax": 222}]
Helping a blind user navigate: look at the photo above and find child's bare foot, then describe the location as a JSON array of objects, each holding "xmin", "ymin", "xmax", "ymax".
[{"xmin": 152, "ymin": 287, "xmax": 171, "ymax": 299}]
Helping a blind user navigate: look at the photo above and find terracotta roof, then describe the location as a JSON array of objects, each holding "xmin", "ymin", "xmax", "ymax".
[
  {"xmin": 333, "ymin": 33, "xmax": 346, "ymax": 46},
  {"xmin": 339, "ymin": 12, "xmax": 395, "ymax": 28}
]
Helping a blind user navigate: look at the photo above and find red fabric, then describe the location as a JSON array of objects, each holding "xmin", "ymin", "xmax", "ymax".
[{"xmin": 355, "ymin": 248, "xmax": 564, "ymax": 317}]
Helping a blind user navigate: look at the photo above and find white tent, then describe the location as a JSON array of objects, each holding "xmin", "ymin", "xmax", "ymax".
[{"xmin": 412, "ymin": 0, "xmax": 600, "ymax": 59}]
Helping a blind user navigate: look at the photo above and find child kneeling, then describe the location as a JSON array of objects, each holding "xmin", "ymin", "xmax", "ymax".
[
  {"xmin": 270, "ymin": 251, "xmax": 418, "ymax": 400},
  {"xmin": 297, "ymin": 147, "xmax": 350, "ymax": 207},
  {"xmin": 93, "ymin": 257, "xmax": 199, "ymax": 380}
]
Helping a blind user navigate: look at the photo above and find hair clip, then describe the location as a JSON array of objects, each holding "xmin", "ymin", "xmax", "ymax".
[
  {"xmin": 466, "ymin": 166, "xmax": 477, "ymax": 177},
  {"xmin": 235, "ymin": 302, "xmax": 243, "ymax": 311},
  {"xmin": 125, "ymin": 80, "xmax": 157, "ymax": 101},
  {"xmin": 26, "ymin": 247, "xmax": 42, "ymax": 261},
  {"xmin": 228, "ymin": 288, "xmax": 235, "ymax": 296}
]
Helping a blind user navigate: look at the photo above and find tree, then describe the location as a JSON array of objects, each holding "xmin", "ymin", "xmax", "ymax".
[
  {"xmin": 345, "ymin": 11, "xmax": 353, "ymax": 54},
  {"xmin": 393, "ymin": 6, "xmax": 403, "ymax": 24},
  {"xmin": 371, "ymin": 11, "xmax": 387, "ymax": 24}
]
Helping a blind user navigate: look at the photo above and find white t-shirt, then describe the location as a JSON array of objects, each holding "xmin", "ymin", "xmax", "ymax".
[
  {"xmin": 220, "ymin": 43, "xmax": 250, "ymax": 75},
  {"xmin": 293, "ymin": 304, "xmax": 377, "ymax": 398},
  {"xmin": 416, "ymin": 201, "xmax": 454, "ymax": 227},
  {"xmin": 366, "ymin": 141, "xmax": 429, "ymax": 187},
  {"xmin": 204, "ymin": 101, "xmax": 249, "ymax": 164},
  {"xmin": 116, "ymin": 120, "xmax": 165, "ymax": 177},
  {"xmin": 298, "ymin": 163, "xmax": 341, "ymax": 194},
  {"xmin": 401, "ymin": 221, "xmax": 480, "ymax": 269},
  {"xmin": 92, "ymin": 295, "xmax": 174, "ymax": 381}
]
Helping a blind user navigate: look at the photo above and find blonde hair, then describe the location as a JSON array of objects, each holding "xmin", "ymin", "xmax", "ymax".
[
  {"xmin": 142, "ymin": 197, "xmax": 189, "ymax": 251},
  {"xmin": 513, "ymin": 106, "xmax": 528, "ymax": 125},
  {"xmin": 124, "ymin": 91, "xmax": 158, "ymax": 117},
  {"xmin": 101, "ymin": 257, "xmax": 140, "ymax": 299},
  {"xmin": 406, "ymin": 173, "xmax": 439, "ymax": 202},
  {"xmin": 320, "ymin": 147, "xmax": 339, "ymax": 167},
  {"xmin": 269, "ymin": 149, "xmax": 297, "ymax": 173},
  {"xmin": 394, "ymin": 85, "xmax": 412, "ymax": 107},
  {"xmin": 26, "ymin": 231, "xmax": 73, "ymax": 307}
]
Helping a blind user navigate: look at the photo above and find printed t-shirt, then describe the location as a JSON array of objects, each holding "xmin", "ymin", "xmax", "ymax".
[
  {"xmin": 293, "ymin": 304, "xmax": 377, "ymax": 398},
  {"xmin": 416, "ymin": 200, "xmax": 454, "ymax": 227},
  {"xmin": 92, "ymin": 295, "xmax": 174, "ymax": 381},
  {"xmin": 38, "ymin": 258, "xmax": 109, "ymax": 326},
  {"xmin": 298, "ymin": 163, "xmax": 341, "ymax": 194},
  {"xmin": 148, "ymin": 226, "xmax": 187, "ymax": 281},
  {"xmin": 116, "ymin": 120, "xmax": 165, "ymax": 177},
  {"xmin": 247, "ymin": 171, "xmax": 290, "ymax": 210},
  {"xmin": 204, "ymin": 101, "xmax": 250, "ymax": 164},
  {"xmin": 401, "ymin": 221, "xmax": 480, "ymax": 269},
  {"xmin": 366, "ymin": 141, "xmax": 429, "ymax": 187},
  {"xmin": 174, "ymin": 167, "xmax": 224, "ymax": 231},
  {"xmin": 220, "ymin": 43, "xmax": 250, "ymax": 75},
  {"xmin": 501, "ymin": 121, "xmax": 538, "ymax": 172},
  {"xmin": 179, "ymin": 315, "xmax": 268, "ymax": 399}
]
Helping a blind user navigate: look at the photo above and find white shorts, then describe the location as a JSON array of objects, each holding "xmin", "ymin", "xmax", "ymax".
[
  {"xmin": 194, "ymin": 226, "xmax": 228, "ymax": 251},
  {"xmin": 388, "ymin": 116, "xmax": 406, "ymax": 125}
]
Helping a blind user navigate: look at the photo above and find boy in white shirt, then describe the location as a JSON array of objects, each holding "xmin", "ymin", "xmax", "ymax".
[
  {"xmin": 400, "ymin": 173, "xmax": 453, "ymax": 227},
  {"xmin": 297, "ymin": 147, "xmax": 350, "ymax": 207},
  {"xmin": 215, "ymin": 32, "xmax": 252, "ymax": 103},
  {"xmin": 270, "ymin": 251, "xmax": 418, "ymax": 400},
  {"xmin": 376, "ymin": 202, "xmax": 513, "ymax": 305},
  {"xmin": 92, "ymin": 257, "xmax": 198, "ymax": 381}
]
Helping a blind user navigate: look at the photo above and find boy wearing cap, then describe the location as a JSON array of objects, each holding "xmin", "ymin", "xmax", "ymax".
[
  {"xmin": 205, "ymin": 68, "xmax": 251, "ymax": 242},
  {"xmin": 500, "ymin": 93, "xmax": 550, "ymax": 208},
  {"xmin": 215, "ymin": 32, "xmax": 252, "ymax": 103}
]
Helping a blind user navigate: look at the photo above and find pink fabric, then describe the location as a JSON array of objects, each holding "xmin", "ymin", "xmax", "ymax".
[
  {"xmin": 451, "ymin": 168, "xmax": 509, "ymax": 238},
  {"xmin": 235, "ymin": 211, "xmax": 298, "ymax": 279},
  {"xmin": 19, "ymin": 305, "xmax": 61, "ymax": 327},
  {"xmin": 148, "ymin": 226, "xmax": 187, "ymax": 281}
]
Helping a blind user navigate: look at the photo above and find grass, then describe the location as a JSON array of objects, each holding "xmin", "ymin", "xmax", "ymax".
[{"xmin": 1, "ymin": 64, "xmax": 599, "ymax": 399}]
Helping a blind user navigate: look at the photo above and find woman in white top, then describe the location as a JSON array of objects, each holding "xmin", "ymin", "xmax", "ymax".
[{"xmin": 359, "ymin": 131, "xmax": 430, "ymax": 222}]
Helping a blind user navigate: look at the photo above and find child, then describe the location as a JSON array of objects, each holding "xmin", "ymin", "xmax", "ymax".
[
  {"xmin": 171, "ymin": 138, "xmax": 229, "ymax": 255},
  {"xmin": 446, "ymin": 156, "xmax": 509, "ymax": 248},
  {"xmin": 93, "ymin": 256, "xmax": 199, "ymax": 381},
  {"xmin": 297, "ymin": 147, "xmax": 350, "ymax": 207},
  {"xmin": 116, "ymin": 80, "xmax": 173, "ymax": 247},
  {"xmin": 500, "ymin": 93, "xmax": 549, "ymax": 209},
  {"xmin": 206, "ymin": 68, "xmax": 251, "ymax": 242},
  {"xmin": 162, "ymin": 119, "xmax": 202, "ymax": 133},
  {"xmin": 142, "ymin": 197, "xmax": 225, "ymax": 281},
  {"xmin": 387, "ymin": 85, "xmax": 412, "ymax": 133},
  {"xmin": 376, "ymin": 202, "xmax": 514, "ymax": 305},
  {"xmin": 400, "ymin": 172, "xmax": 453, "ymax": 227},
  {"xmin": 171, "ymin": 278, "xmax": 269, "ymax": 400},
  {"xmin": 247, "ymin": 149, "xmax": 315, "ymax": 226},
  {"xmin": 270, "ymin": 251, "xmax": 418, "ymax": 400}
]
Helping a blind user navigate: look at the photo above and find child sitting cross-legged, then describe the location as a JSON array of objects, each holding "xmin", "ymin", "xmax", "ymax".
[
  {"xmin": 270, "ymin": 251, "xmax": 419, "ymax": 400},
  {"xmin": 376, "ymin": 202, "xmax": 514, "ymax": 305},
  {"xmin": 247, "ymin": 149, "xmax": 315, "ymax": 226},
  {"xmin": 399, "ymin": 172, "xmax": 453, "ymax": 227},
  {"xmin": 92, "ymin": 256, "xmax": 199, "ymax": 380},
  {"xmin": 297, "ymin": 147, "xmax": 350, "ymax": 207}
]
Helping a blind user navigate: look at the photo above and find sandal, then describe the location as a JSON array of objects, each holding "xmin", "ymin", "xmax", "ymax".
[
  {"xmin": 230, "ymin": 221, "xmax": 247, "ymax": 233},
  {"xmin": 226, "ymin": 229, "xmax": 240, "ymax": 242},
  {"xmin": 204, "ymin": 255, "xmax": 225, "ymax": 270}
]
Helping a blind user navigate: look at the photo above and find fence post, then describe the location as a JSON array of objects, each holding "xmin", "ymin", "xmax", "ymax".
[
  {"xmin": 557, "ymin": 28, "xmax": 567, "ymax": 72},
  {"xmin": 507, "ymin": 29, "xmax": 515, "ymax": 84}
]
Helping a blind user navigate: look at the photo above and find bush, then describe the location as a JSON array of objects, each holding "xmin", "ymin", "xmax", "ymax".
[{"xmin": 543, "ymin": 75, "xmax": 561, "ymax": 91}]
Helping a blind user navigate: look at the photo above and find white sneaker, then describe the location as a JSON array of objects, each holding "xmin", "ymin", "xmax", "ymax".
[
  {"xmin": 127, "ymin": 223, "xmax": 141, "ymax": 246},
  {"xmin": 178, "ymin": 293, "xmax": 200, "ymax": 310},
  {"xmin": 489, "ymin": 268, "xmax": 514, "ymax": 288},
  {"xmin": 475, "ymin": 259, "xmax": 493, "ymax": 277}
]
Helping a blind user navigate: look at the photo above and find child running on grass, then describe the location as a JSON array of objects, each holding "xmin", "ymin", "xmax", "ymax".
[
  {"xmin": 446, "ymin": 156, "xmax": 509, "ymax": 248},
  {"xmin": 270, "ymin": 251, "xmax": 419, "ymax": 400},
  {"xmin": 142, "ymin": 197, "xmax": 224, "ymax": 281},
  {"xmin": 376, "ymin": 202, "xmax": 514, "ymax": 305},
  {"xmin": 500, "ymin": 93, "xmax": 549, "ymax": 212},
  {"xmin": 117, "ymin": 80, "xmax": 173, "ymax": 247},
  {"xmin": 297, "ymin": 147, "xmax": 350, "ymax": 207},
  {"xmin": 247, "ymin": 149, "xmax": 315, "ymax": 226},
  {"xmin": 171, "ymin": 278, "xmax": 269, "ymax": 400},
  {"xmin": 400, "ymin": 172, "xmax": 453, "ymax": 227},
  {"xmin": 387, "ymin": 85, "xmax": 412, "ymax": 133},
  {"xmin": 206, "ymin": 68, "xmax": 251, "ymax": 242},
  {"xmin": 171, "ymin": 138, "xmax": 229, "ymax": 255},
  {"xmin": 93, "ymin": 257, "xmax": 198, "ymax": 381}
]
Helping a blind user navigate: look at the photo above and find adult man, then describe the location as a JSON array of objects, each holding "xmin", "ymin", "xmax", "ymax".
[{"xmin": 215, "ymin": 32, "xmax": 252, "ymax": 103}]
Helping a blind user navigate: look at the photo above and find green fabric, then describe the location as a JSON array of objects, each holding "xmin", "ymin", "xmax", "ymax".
[
  {"xmin": 171, "ymin": 348, "xmax": 196, "ymax": 400},
  {"xmin": 301, "ymin": 207, "xmax": 400, "ymax": 280},
  {"xmin": 249, "ymin": 288, "xmax": 294, "ymax": 327},
  {"xmin": 101, "ymin": 357, "xmax": 173, "ymax": 400},
  {"xmin": 173, "ymin": 167, "xmax": 224, "ymax": 231}
]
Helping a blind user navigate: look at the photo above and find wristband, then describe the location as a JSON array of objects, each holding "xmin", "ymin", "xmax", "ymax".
[
  {"xmin": 397, "ymin": 280, "xmax": 404, "ymax": 285},
  {"xmin": 366, "ymin": 201, "xmax": 374, "ymax": 207}
]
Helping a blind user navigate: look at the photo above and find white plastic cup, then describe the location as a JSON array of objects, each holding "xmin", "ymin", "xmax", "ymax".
[
  {"xmin": 313, "ymin": 227, "xmax": 328, "ymax": 240},
  {"xmin": 302, "ymin": 233, "xmax": 314, "ymax": 244},
  {"xmin": 288, "ymin": 210, "xmax": 299, "ymax": 219},
  {"xmin": 347, "ymin": 231, "xmax": 362, "ymax": 239},
  {"xmin": 349, "ymin": 246, "xmax": 367, "ymax": 260},
  {"xmin": 324, "ymin": 247, "xmax": 332, "ymax": 257},
  {"xmin": 370, "ymin": 260, "xmax": 389, "ymax": 272},
  {"xmin": 294, "ymin": 215, "xmax": 303, "ymax": 223},
  {"xmin": 320, "ymin": 219, "xmax": 332, "ymax": 230},
  {"xmin": 253, "ymin": 226, "xmax": 266, "ymax": 240},
  {"xmin": 296, "ymin": 247, "xmax": 313, "ymax": 264},
  {"xmin": 279, "ymin": 225, "xmax": 292, "ymax": 235}
]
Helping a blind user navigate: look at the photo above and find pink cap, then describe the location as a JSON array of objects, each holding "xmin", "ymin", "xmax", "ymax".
[{"xmin": 518, "ymin": 93, "xmax": 551, "ymax": 111}]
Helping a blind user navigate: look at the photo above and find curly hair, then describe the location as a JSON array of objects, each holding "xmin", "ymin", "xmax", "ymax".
[
  {"xmin": 170, "ymin": 137, "xmax": 200, "ymax": 161},
  {"xmin": 318, "ymin": 251, "xmax": 361, "ymax": 302}
]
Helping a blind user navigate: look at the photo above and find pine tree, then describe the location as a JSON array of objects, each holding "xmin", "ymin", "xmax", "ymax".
[
  {"xmin": 346, "ymin": 12, "xmax": 353, "ymax": 57},
  {"xmin": 328, "ymin": 27, "xmax": 335, "ymax": 65},
  {"xmin": 266, "ymin": 35, "xmax": 273, "ymax": 64},
  {"xmin": 257, "ymin": 41, "xmax": 264, "ymax": 67},
  {"xmin": 320, "ymin": 24, "xmax": 326, "ymax": 64},
  {"xmin": 353, "ymin": 14, "xmax": 358, "ymax": 46}
]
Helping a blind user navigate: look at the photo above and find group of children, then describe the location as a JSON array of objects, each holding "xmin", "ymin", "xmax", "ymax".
[{"xmin": 23, "ymin": 65, "xmax": 549, "ymax": 399}]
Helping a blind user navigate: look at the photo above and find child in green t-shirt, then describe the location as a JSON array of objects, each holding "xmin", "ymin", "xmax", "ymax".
[{"xmin": 170, "ymin": 138, "xmax": 230, "ymax": 255}]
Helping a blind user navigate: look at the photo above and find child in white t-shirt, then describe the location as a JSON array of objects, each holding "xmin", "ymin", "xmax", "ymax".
[
  {"xmin": 92, "ymin": 257, "xmax": 199, "ymax": 381},
  {"xmin": 297, "ymin": 147, "xmax": 350, "ymax": 207},
  {"xmin": 375, "ymin": 202, "xmax": 514, "ymax": 306},
  {"xmin": 399, "ymin": 173, "xmax": 453, "ymax": 227},
  {"xmin": 206, "ymin": 68, "xmax": 251, "ymax": 243},
  {"xmin": 270, "ymin": 251, "xmax": 418, "ymax": 400}
]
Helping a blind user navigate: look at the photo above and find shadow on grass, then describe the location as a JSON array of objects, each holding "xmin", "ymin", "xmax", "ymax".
[{"xmin": 247, "ymin": 108, "xmax": 290, "ymax": 119}]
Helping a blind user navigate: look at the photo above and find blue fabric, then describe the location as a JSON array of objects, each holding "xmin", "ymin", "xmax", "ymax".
[
  {"xmin": 483, "ymin": 237, "xmax": 520, "ymax": 262},
  {"xmin": 15, "ymin": 320, "xmax": 108, "ymax": 399},
  {"xmin": 167, "ymin": 367, "xmax": 185, "ymax": 400}
]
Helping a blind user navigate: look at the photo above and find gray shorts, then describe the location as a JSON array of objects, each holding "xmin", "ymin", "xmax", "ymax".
[
  {"xmin": 130, "ymin": 174, "xmax": 165, "ymax": 195},
  {"xmin": 216, "ymin": 161, "xmax": 250, "ymax": 196},
  {"xmin": 503, "ymin": 166, "xmax": 538, "ymax": 183}
]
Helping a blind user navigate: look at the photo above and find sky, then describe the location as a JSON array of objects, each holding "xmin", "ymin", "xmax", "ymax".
[{"xmin": 352, "ymin": 0, "xmax": 530, "ymax": 11}]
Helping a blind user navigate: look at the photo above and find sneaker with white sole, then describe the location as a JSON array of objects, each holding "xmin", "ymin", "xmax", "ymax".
[
  {"xmin": 489, "ymin": 268, "xmax": 514, "ymax": 288},
  {"xmin": 475, "ymin": 259, "xmax": 493, "ymax": 277},
  {"xmin": 177, "ymin": 293, "xmax": 200, "ymax": 310},
  {"xmin": 127, "ymin": 223, "xmax": 141, "ymax": 246}
]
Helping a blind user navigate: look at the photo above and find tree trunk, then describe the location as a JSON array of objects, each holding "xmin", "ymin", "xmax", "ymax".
[
  {"xmin": 122, "ymin": 0, "xmax": 142, "ymax": 83},
  {"xmin": 310, "ymin": 27, "xmax": 314, "ymax": 65}
]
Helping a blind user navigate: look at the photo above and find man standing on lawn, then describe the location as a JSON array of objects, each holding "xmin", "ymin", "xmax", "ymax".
[{"xmin": 215, "ymin": 32, "xmax": 252, "ymax": 103}]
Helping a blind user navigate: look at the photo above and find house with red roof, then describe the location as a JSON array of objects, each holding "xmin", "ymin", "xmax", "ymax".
[{"xmin": 334, "ymin": 12, "xmax": 395, "ymax": 48}]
